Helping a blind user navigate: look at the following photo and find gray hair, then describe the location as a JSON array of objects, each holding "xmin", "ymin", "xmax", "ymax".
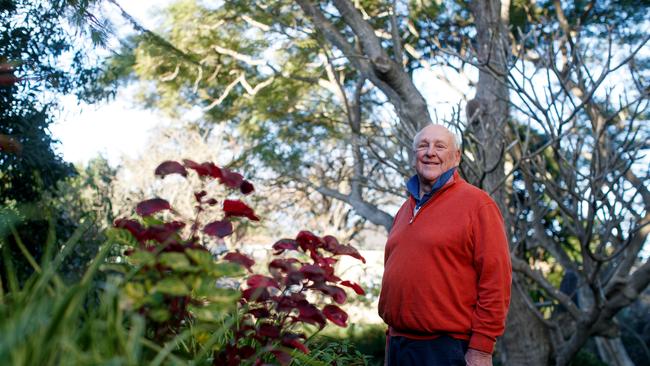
[{"xmin": 412, "ymin": 124, "xmax": 462, "ymax": 152}]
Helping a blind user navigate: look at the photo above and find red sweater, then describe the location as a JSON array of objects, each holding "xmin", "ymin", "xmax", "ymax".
[{"xmin": 378, "ymin": 172, "xmax": 512, "ymax": 353}]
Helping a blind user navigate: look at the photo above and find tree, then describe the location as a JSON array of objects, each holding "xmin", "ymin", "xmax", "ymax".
[
  {"xmin": 98, "ymin": 0, "xmax": 649, "ymax": 364},
  {"xmin": 0, "ymin": 0, "xmax": 108, "ymax": 284}
]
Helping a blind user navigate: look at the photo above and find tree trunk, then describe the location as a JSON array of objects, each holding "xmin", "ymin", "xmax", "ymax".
[
  {"xmin": 594, "ymin": 337, "xmax": 635, "ymax": 366},
  {"xmin": 499, "ymin": 284, "xmax": 551, "ymax": 365},
  {"xmin": 467, "ymin": 1, "xmax": 553, "ymax": 364}
]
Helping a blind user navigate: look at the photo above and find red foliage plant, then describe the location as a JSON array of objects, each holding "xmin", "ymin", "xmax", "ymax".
[{"xmin": 113, "ymin": 160, "xmax": 366, "ymax": 365}]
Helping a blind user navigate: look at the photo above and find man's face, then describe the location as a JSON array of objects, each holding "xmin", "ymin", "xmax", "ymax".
[{"xmin": 413, "ymin": 125, "xmax": 461, "ymax": 186}]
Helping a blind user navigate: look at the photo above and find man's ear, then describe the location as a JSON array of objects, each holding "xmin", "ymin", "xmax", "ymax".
[{"xmin": 454, "ymin": 148, "xmax": 462, "ymax": 165}]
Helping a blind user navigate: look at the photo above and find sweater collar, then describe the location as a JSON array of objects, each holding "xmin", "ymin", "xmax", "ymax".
[{"xmin": 406, "ymin": 167, "xmax": 457, "ymax": 209}]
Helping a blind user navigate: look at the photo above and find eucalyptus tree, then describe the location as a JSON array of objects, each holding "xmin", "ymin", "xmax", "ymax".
[{"xmin": 99, "ymin": 0, "xmax": 649, "ymax": 364}]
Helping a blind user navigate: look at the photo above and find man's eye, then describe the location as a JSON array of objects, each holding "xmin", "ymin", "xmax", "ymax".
[{"xmin": 417, "ymin": 145, "xmax": 428, "ymax": 149}]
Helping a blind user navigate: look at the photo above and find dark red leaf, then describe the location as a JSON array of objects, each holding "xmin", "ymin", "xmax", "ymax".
[
  {"xmin": 224, "ymin": 250, "xmax": 255, "ymax": 271},
  {"xmin": 247, "ymin": 274, "xmax": 280, "ymax": 289},
  {"xmin": 154, "ymin": 161, "xmax": 188, "ymax": 178},
  {"xmin": 142, "ymin": 223, "xmax": 184, "ymax": 244},
  {"xmin": 296, "ymin": 231, "xmax": 323, "ymax": 251},
  {"xmin": 323, "ymin": 235, "xmax": 340, "ymax": 252},
  {"xmin": 240, "ymin": 180, "xmax": 255, "ymax": 194},
  {"xmin": 268, "ymin": 258, "xmax": 300, "ymax": 272},
  {"xmin": 206, "ymin": 198, "xmax": 218, "ymax": 205},
  {"xmin": 296, "ymin": 300, "xmax": 326, "ymax": 327},
  {"xmin": 271, "ymin": 350, "xmax": 292, "ymax": 366},
  {"xmin": 203, "ymin": 220, "xmax": 233, "ymax": 238},
  {"xmin": 299, "ymin": 264, "xmax": 325, "ymax": 282},
  {"xmin": 340, "ymin": 280, "xmax": 365, "ymax": 295},
  {"xmin": 114, "ymin": 219, "xmax": 145, "ymax": 241},
  {"xmin": 285, "ymin": 270, "xmax": 305, "ymax": 286},
  {"xmin": 332, "ymin": 244, "xmax": 366, "ymax": 264},
  {"xmin": 315, "ymin": 284, "xmax": 347, "ymax": 304},
  {"xmin": 239, "ymin": 345, "xmax": 255, "ymax": 359},
  {"xmin": 281, "ymin": 333, "xmax": 309, "ymax": 354},
  {"xmin": 248, "ymin": 307, "xmax": 271, "ymax": 318},
  {"xmin": 219, "ymin": 167, "xmax": 244, "ymax": 188},
  {"xmin": 322, "ymin": 304, "xmax": 348, "ymax": 327},
  {"xmin": 272, "ymin": 239, "xmax": 299, "ymax": 253},
  {"xmin": 257, "ymin": 323, "xmax": 281, "ymax": 338},
  {"xmin": 135, "ymin": 198, "xmax": 171, "ymax": 216},
  {"xmin": 201, "ymin": 162, "xmax": 222, "ymax": 179},
  {"xmin": 183, "ymin": 159, "xmax": 211, "ymax": 176},
  {"xmin": 223, "ymin": 199, "xmax": 260, "ymax": 221},
  {"xmin": 242, "ymin": 287, "xmax": 270, "ymax": 302}
]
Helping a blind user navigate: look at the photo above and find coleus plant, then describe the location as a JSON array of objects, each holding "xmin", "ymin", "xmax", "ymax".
[{"xmin": 110, "ymin": 160, "xmax": 366, "ymax": 365}]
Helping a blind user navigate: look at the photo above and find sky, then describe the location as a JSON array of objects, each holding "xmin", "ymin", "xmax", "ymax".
[{"xmin": 50, "ymin": 0, "xmax": 173, "ymax": 166}]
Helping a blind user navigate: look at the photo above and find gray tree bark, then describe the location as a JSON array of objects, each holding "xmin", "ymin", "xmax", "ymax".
[{"xmin": 466, "ymin": 0, "xmax": 553, "ymax": 365}]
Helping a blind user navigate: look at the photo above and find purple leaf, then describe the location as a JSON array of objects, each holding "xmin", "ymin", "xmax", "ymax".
[
  {"xmin": 203, "ymin": 220, "xmax": 233, "ymax": 238},
  {"xmin": 135, "ymin": 198, "xmax": 171, "ymax": 216},
  {"xmin": 323, "ymin": 304, "xmax": 348, "ymax": 327},
  {"xmin": 154, "ymin": 161, "xmax": 188, "ymax": 178}
]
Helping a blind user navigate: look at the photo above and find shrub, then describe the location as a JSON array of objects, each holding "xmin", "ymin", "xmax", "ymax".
[{"xmin": 112, "ymin": 160, "xmax": 367, "ymax": 365}]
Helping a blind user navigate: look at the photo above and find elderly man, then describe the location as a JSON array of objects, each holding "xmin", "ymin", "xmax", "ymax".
[{"xmin": 378, "ymin": 124, "xmax": 512, "ymax": 366}]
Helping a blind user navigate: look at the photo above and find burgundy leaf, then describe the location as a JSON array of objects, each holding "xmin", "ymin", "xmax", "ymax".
[
  {"xmin": 248, "ymin": 307, "xmax": 271, "ymax": 319},
  {"xmin": 223, "ymin": 199, "xmax": 260, "ymax": 221},
  {"xmin": 135, "ymin": 198, "xmax": 171, "ymax": 216},
  {"xmin": 271, "ymin": 350, "xmax": 292, "ymax": 366},
  {"xmin": 296, "ymin": 300, "xmax": 326, "ymax": 327},
  {"xmin": 275, "ymin": 295, "xmax": 299, "ymax": 313},
  {"xmin": 154, "ymin": 161, "xmax": 188, "ymax": 178},
  {"xmin": 114, "ymin": 219, "xmax": 145, "ymax": 241},
  {"xmin": 281, "ymin": 333, "xmax": 309, "ymax": 354},
  {"xmin": 296, "ymin": 231, "xmax": 323, "ymax": 251},
  {"xmin": 219, "ymin": 167, "xmax": 244, "ymax": 188},
  {"xmin": 203, "ymin": 220, "xmax": 233, "ymax": 238},
  {"xmin": 142, "ymin": 223, "xmax": 183, "ymax": 244},
  {"xmin": 268, "ymin": 258, "xmax": 300, "ymax": 273},
  {"xmin": 323, "ymin": 304, "xmax": 348, "ymax": 327},
  {"xmin": 340, "ymin": 280, "xmax": 365, "ymax": 295},
  {"xmin": 224, "ymin": 250, "xmax": 255, "ymax": 271},
  {"xmin": 247, "ymin": 274, "xmax": 280, "ymax": 289},
  {"xmin": 315, "ymin": 284, "xmax": 347, "ymax": 304},
  {"xmin": 322, "ymin": 235, "xmax": 339, "ymax": 252},
  {"xmin": 272, "ymin": 239, "xmax": 299, "ymax": 254},
  {"xmin": 332, "ymin": 244, "xmax": 366, "ymax": 264},
  {"xmin": 201, "ymin": 162, "xmax": 222, "ymax": 179},
  {"xmin": 182, "ymin": 159, "xmax": 211, "ymax": 176},
  {"xmin": 242, "ymin": 287, "xmax": 270, "ymax": 302},
  {"xmin": 239, "ymin": 345, "xmax": 256, "ymax": 359},
  {"xmin": 240, "ymin": 180, "xmax": 255, "ymax": 194},
  {"xmin": 257, "ymin": 323, "xmax": 281, "ymax": 338},
  {"xmin": 285, "ymin": 270, "xmax": 305, "ymax": 286},
  {"xmin": 299, "ymin": 264, "xmax": 325, "ymax": 282},
  {"xmin": 206, "ymin": 198, "xmax": 218, "ymax": 205}
]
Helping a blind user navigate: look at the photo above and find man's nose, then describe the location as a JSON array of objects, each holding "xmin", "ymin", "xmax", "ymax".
[{"xmin": 425, "ymin": 145, "xmax": 437, "ymax": 156}]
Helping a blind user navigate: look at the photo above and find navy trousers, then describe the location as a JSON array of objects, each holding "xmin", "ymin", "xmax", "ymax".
[{"xmin": 387, "ymin": 335, "xmax": 468, "ymax": 366}]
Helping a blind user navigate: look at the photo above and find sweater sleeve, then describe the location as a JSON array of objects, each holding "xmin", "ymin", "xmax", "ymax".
[{"xmin": 469, "ymin": 202, "xmax": 512, "ymax": 353}]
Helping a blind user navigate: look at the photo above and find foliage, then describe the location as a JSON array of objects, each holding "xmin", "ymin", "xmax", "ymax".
[
  {"xmin": 0, "ymin": 222, "xmax": 148, "ymax": 366},
  {"xmin": 0, "ymin": 0, "xmax": 110, "ymax": 284},
  {"xmin": 111, "ymin": 159, "xmax": 367, "ymax": 365}
]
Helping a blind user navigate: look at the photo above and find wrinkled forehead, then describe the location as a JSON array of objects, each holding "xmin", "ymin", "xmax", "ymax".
[{"xmin": 413, "ymin": 125, "xmax": 457, "ymax": 147}]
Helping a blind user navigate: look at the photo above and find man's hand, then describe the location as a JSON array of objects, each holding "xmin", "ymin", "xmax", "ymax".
[{"xmin": 465, "ymin": 348, "xmax": 492, "ymax": 366}]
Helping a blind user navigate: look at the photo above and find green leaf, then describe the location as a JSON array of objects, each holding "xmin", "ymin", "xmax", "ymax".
[
  {"xmin": 149, "ymin": 308, "xmax": 171, "ymax": 322},
  {"xmin": 159, "ymin": 252, "xmax": 196, "ymax": 272},
  {"xmin": 106, "ymin": 227, "xmax": 139, "ymax": 247},
  {"xmin": 154, "ymin": 277, "xmax": 189, "ymax": 296},
  {"xmin": 128, "ymin": 250, "xmax": 156, "ymax": 267}
]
